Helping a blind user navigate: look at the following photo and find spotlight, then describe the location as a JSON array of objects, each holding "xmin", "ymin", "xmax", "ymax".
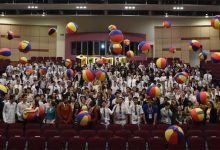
[
  {"xmin": 1, "ymin": 12, "xmax": 5, "ymax": 16},
  {"xmin": 205, "ymin": 14, "xmax": 209, "ymax": 18},
  {"xmin": 165, "ymin": 13, "xmax": 168, "ymax": 18},
  {"xmin": 42, "ymin": 12, "xmax": 46, "ymax": 16}
]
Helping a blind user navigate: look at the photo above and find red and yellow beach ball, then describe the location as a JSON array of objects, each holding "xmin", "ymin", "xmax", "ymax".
[
  {"xmin": 76, "ymin": 111, "xmax": 92, "ymax": 126},
  {"xmin": 199, "ymin": 52, "xmax": 207, "ymax": 61},
  {"xmin": 5, "ymin": 31, "xmax": 14, "ymax": 40},
  {"xmin": 64, "ymin": 69, "xmax": 74, "ymax": 80},
  {"xmin": 66, "ymin": 22, "xmax": 78, "ymax": 33},
  {"xmin": 174, "ymin": 72, "xmax": 188, "ymax": 84},
  {"xmin": 108, "ymin": 25, "xmax": 117, "ymax": 32},
  {"xmin": 138, "ymin": 41, "xmax": 151, "ymax": 54},
  {"xmin": 147, "ymin": 85, "xmax": 160, "ymax": 98},
  {"xmin": 126, "ymin": 50, "xmax": 134, "ymax": 59},
  {"xmin": 196, "ymin": 91, "xmax": 209, "ymax": 105},
  {"xmin": 24, "ymin": 68, "xmax": 33, "ymax": 76},
  {"xmin": 109, "ymin": 43, "xmax": 122, "ymax": 55},
  {"xmin": 211, "ymin": 52, "xmax": 220, "ymax": 64},
  {"xmin": 109, "ymin": 30, "xmax": 124, "ymax": 43},
  {"xmin": 191, "ymin": 108, "xmax": 204, "ymax": 122},
  {"xmin": 163, "ymin": 20, "xmax": 172, "ymax": 28},
  {"xmin": 19, "ymin": 57, "xmax": 28, "ymax": 64},
  {"xmin": 65, "ymin": 59, "xmax": 72, "ymax": 68},
  {"xmin": 156, "ymin": 58, "xmax": 167, "ymax": 69},
  {"xmin": 123, "ymin": 39, "xmax": 130, "ymax": 46},
  {"xmin": 95, "ymin": 69, "xmax": 107, "ymax": 81},
  {"xmin": 189, "ymin": 40, "xmax": 201, "ymax": 52},
  {"xmin": 165, "ymin": 125, "xmax": 184, "ymax": 145},
  {"xmin": 39, "ymin": 67, "xmax": 47, "ymax": 76},
  {"xmin": 18, "ymin": 40, "xmax": 31, "ymax": 53},
  {"xmin": 82, "ymin": 69, "xmax": 95, "ymax": 82},
  {"xmin": 96, "ymin": 58, "xmax": 104, "ymax": 68},
  {"xmin": 211, "ymin": 16, "xmax": 220, "ymax": 29},
  {"xmin": 169, "ymin": 47, "xmax": 176, "ymax": 54}
]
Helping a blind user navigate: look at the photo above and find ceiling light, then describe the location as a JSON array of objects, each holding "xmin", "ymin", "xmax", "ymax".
[
  {"xmin": 28, "ymin": 6, "xmax": 31, "ymax": 9},
  {"xmin": 165, "ymin": 13, "xmax": 168, "ymax": 18},
  {"xmin": 173, "ymin": 7, "xmax": 176, "ymax": 10},
  {"xmin": 80, "ymin": 6, "xmax": 83, "ymax": 9},
  {"xmin": 125, "ymin": 6, "xmax": 128, "ymax": 9},
  {"xmin": 180, "ymin": 7, "xmax": 184, "ymax": 10},
  {"xmin": 205, "ymin": 14, "xmax": 209, "ymax": 18},
  {"xmin": 176, "ymin": 7, "xmax": 180, "ymax": 10},
  {"xmin": 1, "ymin": 12, "xmax": 4, "ymax": 16},
  {"xmin": 83, "ymin": 6, "xmax": 87, "ymax": 9},
  {"xmin": 132, "ymin": 6, "xmax": 135, "ymax": 9},
  {"xmin": 76, "ymin": 6, "xmax": 79, "ymax": 9},
  {"xmin": 34, "ymin": 6, "xmax": 38, "ymax": 9},
  {"xmin": 31, "ymin": 6, "xmax": 34, "ymax": 9},
  {"xmin": 42, "ymin": 12, "xmax": 45, "ymax": 16}
]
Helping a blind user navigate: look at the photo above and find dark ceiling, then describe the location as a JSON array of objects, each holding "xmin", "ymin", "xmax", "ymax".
[{"xmin": 0, "ymin": 0, "xmax": 219, "ymax": 16}]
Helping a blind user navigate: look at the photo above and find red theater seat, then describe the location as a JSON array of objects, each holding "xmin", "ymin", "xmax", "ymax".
[
  {"xmin": 148, "ymin": 137, "xmax": 166, "ymax": 150},
  {"xmin": 128, "ymin": 137, "xmax": 146, "ymax": 150},
  {"xmin": 25, "ymin": 124, "xmax": 41, "ymax": 130},
  {"xmin": 25, "ymin": 129, "xmax": 42, "ymax": 138},
  {"xmin": 204, "ymin": 130, "xmax": 220, "ymax": 139},
  {"xmin": 87, "ymin": 137, "xmax": 106, "ymax": 150},
  {"xmin": 123, "ymin": 124, "xmax": 139, "ymax": 133},
  {"xmin": 97, "ymin": 130, "xmax": 114, "ymax": 140},
  {"xmin": 8, "ymin": 137, "xmax": 26, "ymax": 150},
  {"xmin": 79, "ymin": 130, "xmax": 96, "ymax": 139},
  {"xmin": 108, "ymin": 124, "xmax": 123, "ymax": 132},
  {"xmin": 8, "ymin": 129, "xmax": 24, "ymax": 138},
  {"xmin": 133, "ymin": 130, "xmax": 150, "ymax": 141},
  {"xmin": 68, "ymin": 137, "xmax": 86, "ymax": 150},
  {"xmin": 27, "ymin": 137, "xmax": 45, "ymax": 150},
  {"xmin": 207, "ymin": 136, "xmax": 220, "ymax": 150},
  {"xmin": 115, "ymin": 129, "xmax": 132, "ymax": 140},
  {"xmin": 47, "ymin": 137, "xmax": 65, "ymax": 150},
  {"xmin": 108, "ymin": 137, "xmax": 126, "ymax": 150},
  {"xmin": 187, "ymin": 136, "xmax": 205, "ymax": 150}
]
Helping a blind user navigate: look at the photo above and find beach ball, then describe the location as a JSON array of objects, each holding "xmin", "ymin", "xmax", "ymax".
[
  {"xmin": 169, "ymin": 47, "xmax": 176, "ymax": 53},
  {"xmin": 0, "ymin": 48, "xmax": 11, "ymax": 60},
  {"xmin": 19, "ymin": 57, "xmax": 28, "ymax": 64},
  {"xmin": 108, "ymin": 25, "xmax": 117, "ymax": 31},
  {"xmin": 24, "ymin": 68, "xmax": 33, "ymax": 76},
  {"xmin": 0, "ymin": 84, "xmax": 8, "ymax": 96},
  {"xmin": 39, "ymin": 106, "xmax": 45, "ymax": 118},
  {"xmin": 109, "ymin": 30, "xmax": 124, "ymax": 43},
  {"xmin": 147, "ymin": 85, "xmax": 160, "ymax": 98},
  {"xmin": 196, "ymin": 91, "xmax": 209, "ymax": 105},
  {"xmin": 39, "ymin": 67, "xmax": 47, "ymax": 76},
  {"xmin": 123, "ymin": 39, "xmax": 130, "ymax": 46},
  {"xmin": 126, "ymin": 50, "xmax": 134, "ymax": 59},
  {"xmin": 163, "ymin": 20, "xmax": 172, "ymax": 28},
  {"xmin": 165, "ymin": 125, "xmax": 184, "ymax": 145},
  {"xmin": 182, "ymin": 71, "xmax": 190, "ymax": 78},
  {"xmin": 96, "ymin": 58, "xmax": 104, "ymax": 68},
  {"xmin": 81, "ymin": 105, "xmax": 88, "ymax": 111},
  {"xmin": 82, "ymin": 69, "xmax": 95, "ymax": 82},
  {"xmin": 48, "ymin": 27, "xmax": 57, "ymax": 36},
  {"xmin": 76, "ymin": 111, "xmax": 92, "ymax": 126},
  {"xmin": 18, "ymin": 40, "xmax": 31, "ymax": 53},
  {"xmin": 109, "ymin": 43, "xmax": 122, "ymax": 55},
  {"xmin": 156, "ymin": 58, "xmax": 167, "ymax": 69},
  {"xmin": 189, "ymin": 40, "xmax": 201, "ymax": 52},
  {"xmin": 23, "ymin": 110, "xmax": 35, "ymax": 121},
  {"xmin": 174, "ymin": 72, "xmax": 188, "ymax": 84},
  {"xmin": 138, "ymin": 41, "xmax": 151, "ymax": 54},
  {"xmin": 211, "ymin": 52, "xmax": 220, "ymax": 63},
  {"xmin": 65, "ymin": 59, "xmax": 72, "ymax": 68},
  {"xmin": 191, "ymin": 108, "xmax": 204, "ymax": 122},
  {"xmin": 95, "ymin": 69, "xmax": 107, "ymax": 81},
  {"xmin": 64, "ymin": 69, "xmax": 74, "ymax": 80},
  {"xmin": 66, "ymin": 22, "xmax": 78, "ymax": 33},
  {"xmin": 211, "ymin": 16, "xmax": 220, "ymax": 29},
  {"xmin": 199, "ymin": 52, "xmax": 207, "ymax": 61},
  {"xmin": 5, "ymin": 31, "xmax": 14, "ymax": 40}
]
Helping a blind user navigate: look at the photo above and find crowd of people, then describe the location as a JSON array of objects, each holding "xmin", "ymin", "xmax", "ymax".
[{"xmin": 0, "ymin": 58, "xmax": 219, "ymax": 128}]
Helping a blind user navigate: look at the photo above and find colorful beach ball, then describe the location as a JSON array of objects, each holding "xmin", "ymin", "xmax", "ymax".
[
  {"xmin": 169, "ymin": 47, "xmax": 176, "ymax": 54},
  {"xmin": 126, "ymin": 50, "xmax": 134, "ymax": 59},
  {"xmin": 66, "ymin": 22, "xmax": 78, "ymax": 33},
  {"xmin": 5, "ymin": 31, "xmax": 14, "ymax": 40},
  {"xmin": 76, "ymin": 111, "xmax": 92, "ymax": 126},
  {"xmin": 156, "ymin": 58, "xmax": 167, "ymax": 69},
  {"xmin": 23, "ymin": 110, "xmax": 35, "ymax": 121},
  {"xmin": 0, "ymin": 84, "xmax": 8, "ymax": 96},
  {"xmin": 189, "ymin": 40, "xmax": 201, "ymax": 52},
  {"xmin": 147, "ymin": 86, "xmax": 160, "ymax": 98},
  {"xmin": 64, "ymin": 69, "xmax": 74, "ymax": 80},
  {"xmin": 123, "ymin": 39, "xmax": 130, "ymax": 46},
  {"xmin": 196, "ymin": 91, "xmax": 209, "ymax": 105},
  {"xmin": 19, "ymin": 57, "xmax": 28, "ymax": 65},
  {"xmin": 18, "ymin": 40, "xmax": 31, "ymax": 53},
  {"xmin": 95, "ymin": 69, "xmax": 107, "ymax": 81},
  {"xmin": 199, "ymin": 52, "xmax": 207, "ymax": 61},
  {"xmin": 163, "ymin": 20, "xmax": 172, "ymax": 28},
  {"xmin": 138, "ymin": 41, "xmax": 151, "ymax": 54},
  {"xmin": 108, "ymin": 25, "xmax": 117, "ymax": 32},
  {"xmin": 82, "ymin": 69, "xmax": 95, "ymax": 82},
  {"xmin": 0, "ymin": 48, "xmax": 11, "ymax": 60},
  {"xmin": 165, "ymin": 125, "xmax": 184, "ymax": 145},
  {"xmin": 191, "ymin": 108, "xmax": 204, "ymax": 122},
  {"xmin": 109, "ymin": 43, "xmax": 122, "ymax": 55},
  {"xmin": 211, "ymin": 16, "xmax": 220, "ymax": 30},
  {"xmin": 96, "ymin": 58, "xmax": 104, "ymax": 68},
  {"xmin": 65, "ymin": 59, "xmax": 72, "ymax": 68},
  {"xmin": 174, "ymin": 72, "xmax": 188, "ymax": 84},
  {"xmin": 24, "ymin": 68, "xmax": 33, "ymax": 76},
  {"xmin": 211, "ymin": 52, "xmax": 220, "ymax": 64},
  {"xmin": 109, "ymin": 30, "xmax": 124, "ymax": 43},
  {"xmin": 39, "ymin": 67, "xmax": 47, "ymax": 76},
  {"xmin": 48, "ymin": 27, "xmax": 57, "ymax": 36}
]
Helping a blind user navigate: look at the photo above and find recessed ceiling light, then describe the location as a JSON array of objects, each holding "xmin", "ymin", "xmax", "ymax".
[
  {"xmin": 31, "ymin": 6, "xmax": 34, "ymax": 9},
  {"xmin": 180, "ymin": 7, "xmax": 184, "ymax": 10},
  {"xmin": 1, "ymin": 12, "xmax": 4, "ymax": 16},
  {"xmin": 76, "ymin": 6, "xmax": 79, "ymax": 9},
  {"xmin": 80, "ymin": 6, "xmax": 83, "ymax": 9},
  {"xmin": 28, "ymin": 6, "xmax": 31, "ymax": 9},
  {"xmin": 125, "ymin": 6, "xmax": 128, "ymax": 9},
  {"xmin": 42, "ymin": 12, "xmax": 45, "ymax": 16},
  {"xmin": 173, "ymin": 7, "xmax": 177, "ymax": 10},
  {"xmin": 34, "ymin": 6, "xmax": 38, "ymax": 9},
  {"xmin": 83, "ymin": 6, "xmax": 87, "ymax": 9},
  {"xmin": 205, "ymin": 14, "xmax": 209, "ymax": 18},
  {"xmin": 132, "ymin": 6, "xmax": 135, "ymax": 9},
  {"xmin": 165, "ymin": 13, "xmax": 168, "ymax": 18},
  {"xmin": 176, "ymin": 7, "xmax": 180, "ymax": 10}
]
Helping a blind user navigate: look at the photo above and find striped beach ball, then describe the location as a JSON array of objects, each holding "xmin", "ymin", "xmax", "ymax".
[
  {"xmin": 156, "ymin": 58, "xmax": 167, "ymax": 69},
  {"xmin": 163, "ymin": 20, "xmax": 172, "ymax": 28},
  {"xmin": 199, "ymin": 52, "xmax": 207, "ymax": 61},
  {"xmin": 18, "ymin": 40, "xmax": 31, "ymax": 53},
  {"xmin": 211, "ymin": 16, "xmax": 220, "ymax": 29},
  {"xmin": 24, "ymin": 68, "xmax": 33, "ymax": 76},
  {"xmin": 0, "ymin": 48, "xmax": 11, "ymax": 60},
  {"xmin": 196, "ymin": 91, "xmax": 209, "ymax": 105},
  {"xmin": 65, "ymin": 59, "xmax": 72, "ymax": 68},
  {"xmin": 126, "ymin": 50, "xmax": 134, "ymax": 59},
  {"xmin": 147, "ymin": 85, "xmax": 160, "ymax": 98},
  {"xmin": 108, "ymin": 25, "xmax": 117, "ymax": 32},
  {"xmin": 174, "ymin": 72, "xmax": 188, "ymax": 84},
  {"xmin": 191, "ymin": 108, "xmax": 204, "ymax": 122},
  {"xmin": 123, "ymin": 39, "xmax": 130, "ymax": 46},
  {"xmin": 109, "ymin": 30, "xmax": 124, "ymax": 43},
  {"xmin": 109, "ymin": 43, "xmax": 122, "ymax": 55},
  {"xmin": 0, "ymin": 84, "xmax": 7, "ymax": 96},
  {"xmin": 76, "ymin": 111, "xmax": 92, "ymax": 126},
  {"xmin": 48, "ymin": 27, "xmax": 57, "ymax": 36},
  {"xmin": 211, "ymin": 52, "xmax": 220, "ymax": 64},
  {"xmin": 39, "ymin": 67, "xmax": 47, "ymax": 76},
  {"xmin": 19, "ymin": 57, "xmax": 28, "ymax": 64},
  {"xmin": 5, "ymin": 31, "xmax": 14, "ymax": 40},
  {"xmin": 189, "ymin": 40, "xmax": 201, "ymax": 52},
  {"xmin": 96, "ymin": 58, "xmax": 104, "ymax": 68},
  {"xmin": 95, "ymin": 69, "xmax": 107, "ymax": 81},
  {"xmin": 82, "ymin": 69, "xmax": 95, "ymax": 82},
  {"xmin": 64, "ymin": 69, "xmax": 74, "ymax": 80},
  {"xmin": 138, "ymin": 41, "xmax": 151, "ymax": 54},
  {"xmin": 165, "ymin": 125, "xmax": 184, "ymax": 145},
  {"xmin": 66, "ymin": 22, "xmax": 78, "ymax": 33},
  {"xmin": 169, "ymin": 47, "xmax": 176, "ymax": 53}
]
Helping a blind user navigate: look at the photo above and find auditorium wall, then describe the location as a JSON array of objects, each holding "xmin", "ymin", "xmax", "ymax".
[{"xmin": 0, "ymin": 16, "xmax": 214, "ymax": 64}]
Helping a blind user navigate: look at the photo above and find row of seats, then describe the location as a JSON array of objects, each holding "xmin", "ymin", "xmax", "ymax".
[
  {"xmin": 1, "ymin": 132, "xmax": 219, "ymax": 150},
  {"xmin": 30, "ymin": 56, "xmax": 63, "ymax": 63}
]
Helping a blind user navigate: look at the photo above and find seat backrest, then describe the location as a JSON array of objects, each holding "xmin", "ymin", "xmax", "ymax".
[
  {"xmin": 108, "ymin": 137, "xmax": 126, "ymax": 150},
  {"xmin": 8, "ymin": 137, "xmax": 26, "ymax": 150},
  {"xmin": 27, "ymin": 137, "xmax": 45, "ymax": 150},
  {"xmin": 148, "ymin": 137, "xmax": 166, "ymax": 150},
  {"xmin": 187, "ymin": 136, "xmax": 205, "ymax": 150},
  {"xmin": 68, "ymin": 137, "xmax": 86, "ymax": 150},
  {"xmin": 87, "ymin": 137, "xmax": 106, "ymax": 150},
  {"xmin": 128, "ymin": 137, "xmax": 146, "ymax": 150},
  {"xmin": 97, "ymin": 130, "xmax": 114, "ymax": 140},
  {"xmin": 79, "ymin": 130, "xmax": 96, "ymax": 139},
  {"xmin": 207, "ymin": 136, "xmax": 220, "ymax": 149},
  {"xmin": 47, "ymin": 137, "xmax": 65, "ymax": 150}
]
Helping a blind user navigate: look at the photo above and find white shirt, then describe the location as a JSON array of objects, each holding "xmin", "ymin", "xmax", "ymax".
[
  {"xmin": 100, "ymin": 107, "xmax": 113, "ymax": 125},
  {"xmin": 113, "ymin": 104, "xmax": 130, "ymax": 125},
  {"xmin": 3, "ymin": 102, "xmax": 17, "ymax": 124},
  {"xmin": 130, "ymin": 104, "xmax": 144, "ymax": 124},
  {"xmin": 16, "ymin": 101, "xmax": 30, "ymax": 121},
  {"xmin": 203, "ymin": 73, "xmax": 212, "ymax": 82}
]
